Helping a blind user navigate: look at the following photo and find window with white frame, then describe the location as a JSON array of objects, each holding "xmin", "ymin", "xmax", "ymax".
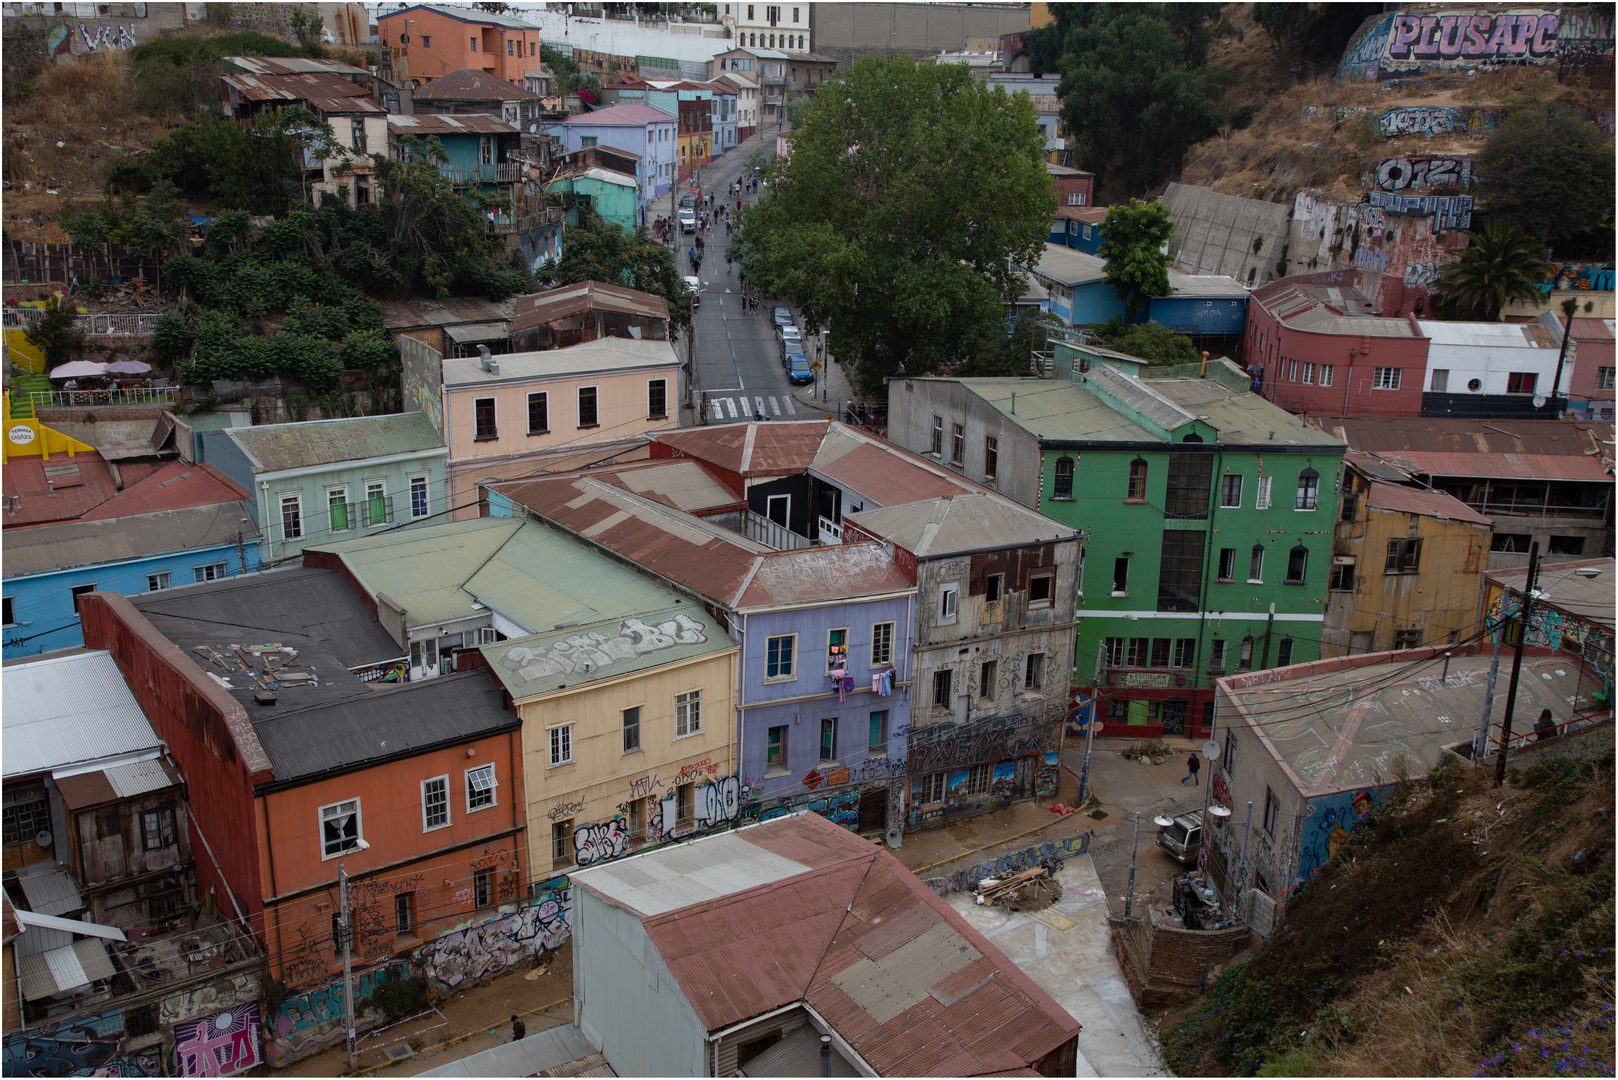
[
  {"xmin": 1255, "ymin": 475, "xmax": 1272, "ymax": 509},
  {"xmin": 549, "ymin": 725, "xmax": 572, "ymax": 766},
  {"xmin": 871, "ymin": 621, "xmax": 894, "ymax": 666},
  {"xmin": 938, "ymin": 582, "xmax": 959, "ymax": 624},
  {"xmin": 1295, "ymin": 468, "xmax": 1320, "ymax": 510},
  {"xmin": 328, "ymin": 486, "xmax": 351, "ymax": 533},
  {"xmin": 422, "ymin": 776, "xmax": 450, "ymax": 830},
  {"xmin": 365, "ymin": 480, "xmax": 388, "ymax": 527},
  {"xmin": 147, "ymin": 572, "xmax": 171, "ymax": 592},
  {"xmin": 676, "ymin": 690, "xmax": 701, "ymax": 736},
  {"xmin": 1302, "ymin": 362, "xmax": 1315, "ymax": 384},
  {"xmin": 1373, "ymin": 367, "xmax": 1402, "ymax": 390},
  {"xmin": 765, "ymin": 634, "xmax": 796, "ymax": 680},
  {"xmin": 410, "ymin": 474, "xmax": 429, "ymax": 518},
  {"xmin": 466, "ymin": 764, "xmax": 497, "ymax": 811},
  {"xmin": 1319, "ymin": 364, "xmax": 1334, "ymax": 386},
  {"xmin": 281, "ymin": 494, "xmax": 304, "ymax": 541},
  {"xmin": 915, "ymin": 772, "xmax": 945, "ymax": 803},
  {"xmin": 320, "ymin": 799, "xmax": 361, "ymax": 858},
  {"xmin": 193, "ymin": 562, "xmax": 227, "ymax": 583}
]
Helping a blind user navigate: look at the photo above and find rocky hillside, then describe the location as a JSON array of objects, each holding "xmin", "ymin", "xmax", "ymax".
[{"xmin": 1160, "ymin": 747, "xmax": 1615, "ymax": 1076}]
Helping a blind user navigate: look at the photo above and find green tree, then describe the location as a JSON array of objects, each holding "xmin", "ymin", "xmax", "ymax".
[
  {"xmin": 1042, "ymin": 5, "xmax": 1233, "ymax": 198},
  {"xmin": 1253, "ymin": 3, "xmax": 1381, "ymax": 66},
  {"xmin": 1478, "ymin": 104, "xmax": 1616, "ymax": 252},
  {"xmin": 728, "ymin": 56, "xmax": 1053, "ymax": 396},
  {"xmin": 956, "ymin": 309, "xmax": 1068, "ymax": 378},
  {"xmin": 541, "ymin": 208, "xmax": 691, "ymax": 337},
  {"xmin": 1099, "ymin": 198, "xmax": 1174, "ymax": 325},
  {"xmin": 1433, "ymin": 223, "xmax": 1548, "ymax": 322},
  {"xmin": 1098, "ymin": 318, "xmax": 1198, "ymax": 364},
  {"xmin": 24, "ymin": 293, "xmax": 86, "ymax": 370},
  {"xmin": 371, "ymin": 137, "xmax": 516, "ymax": 298}
]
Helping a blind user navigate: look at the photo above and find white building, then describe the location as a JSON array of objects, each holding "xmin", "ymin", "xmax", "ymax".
[
  {"xmin": 720, "ymin": 1, "xmax": 811, "ymax": 53},
  {"xmin": 1417, "ymin": 317, "xmax": 1568, "ymax": 409},
  {"xmin": 715, "ymin": 70, "xmax": 760, "ymax": 139}
]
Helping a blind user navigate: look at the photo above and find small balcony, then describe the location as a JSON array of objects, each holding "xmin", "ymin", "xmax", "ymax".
[
  {"xmin": 760, "ymin": 74, "xmax": 791, "ymax": 86},
  {"xmin": 441, "ymin": 162, "xmax": 522, "ymax": 185}
]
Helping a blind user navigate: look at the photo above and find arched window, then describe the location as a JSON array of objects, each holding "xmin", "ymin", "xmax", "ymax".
[
  {"xmin": 1127, "ymin": 457, "xmax": 1147, "ymax": 500},
  {"xmin": 1182, "ymin": 432, "xmax": 1203, "ymax": 443},
  {"xmin": 1295, "ymin": 467, "xmax": 1319, "ymax": 510},
  {"xmin": 1286, "ymin": 543, "xmax": 1309, "ymax": 583},
  {"xmin": 1053, "ymin": 456, "xmax": 1075, "ymax": 499},
  {"xmin": 1249, "ymin": 543, "xmax": 1265, "ymax": 582}
]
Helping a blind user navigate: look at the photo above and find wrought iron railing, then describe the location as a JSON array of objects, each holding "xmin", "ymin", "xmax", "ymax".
[{"xmin": 31, "ymin": 387, "xmax": 176, "ymax": 409}]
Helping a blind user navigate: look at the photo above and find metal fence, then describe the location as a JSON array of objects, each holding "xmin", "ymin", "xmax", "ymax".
[
  {"xmin": 30, "ymin": 387, "xmax": 176, "ymax": 409},
  {"xmin": 3, "ymin": 309, "xmax": 164, "ymax": 337}
]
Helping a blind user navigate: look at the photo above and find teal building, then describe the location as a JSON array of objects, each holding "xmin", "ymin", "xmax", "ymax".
[{"xmin": 887, "ymin": 356, "xmax": 1347, "ymax": 740}]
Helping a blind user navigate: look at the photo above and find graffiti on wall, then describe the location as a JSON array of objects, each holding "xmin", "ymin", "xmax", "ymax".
[
  {"xmin": 1368, "ymin": 190, "xmax": 1473, "ymax": 232},
  {"xmin": 173, "ymin": 1005, "xmax": 263, "ymax": 1078},
  {"xmin": 1541, "ymin": 263, "xmax": 1616, "ymax": 293},
  {"xmin": 491, "ymin": 611, "xmax": 709, "ymax": 689},
  {"xmin": 1488, "ymin": 587, "xmax": 1615, "ymax": 699},
  {"xmin": 413, "ymin": 880, "xmax": 572, "ymax": 993},
  {"xmin": 1374, "ymin": 105, "xmax": 1511, "ymax": 139},
  {"xmin": 267, "ymin": 963, "xmax": 407, "ymax": 1067},
  {"xmin": 48, "ymin": 22, "xmax": 138, "ymax": 58},
  {"xmin": 159, "ymin": 971, "xmax": 261, "ymax": 1028},
  {"xmin": 907, "ymin": 750, "xmax": 1059, "ymax": 829},
  {"xmin": 1296, "ymin": 788, "xmax": 1379, "ymax": 884},
  {"xmin": 573, "ymin": 816, "xmax": 629, "ymax": 866},
  {"xmin": 2, "ymin": 1009, "xmax": 124, "ymax": 1076},
  {"xmin": 1375, "ymin": 156, "xmax": 1474, "ymax": 192},
  {"xmin": 904, "ymin": 712, "xmax": 1060, "ymax": 776},
  {"xmin": 1340, "ymin": 10, "xmax": 1564, "ymax": 81},
  {"xmin": 1403, "ymin": 262, "xmax": 1444, "ymax": 286},
  {"xmin": 924, "ymin": 830, "xmax": 1094, "ymax": 895}
]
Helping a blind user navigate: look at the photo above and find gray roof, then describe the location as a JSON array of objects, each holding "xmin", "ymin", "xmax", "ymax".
[
  {"xmin": 252, "ymin": 670, "xmax": 516, "ymax": 784},
  {"xmin": 846, "ymin": 493, "xmax": 1077, "ymax": 559},
  {"xmin": 1021, "ymin": 243, "xmax": 1107, "ymax": 287},
  {"xmin": 1166, "ymin": 271, "xmax": 1247, "ymax": 298},
  {"xmin": 1488, "ymin": 559, "xmax": 1614, "ymax": 630},
  {"xmin": 2, "ymin": 652, "xmax": 164, "ymax": 779},
  {"xmin": 2, "ymin": 502, "xmax": 258, "ymax": 577},
  {"xmin": 1146, "ymin": 377, "xmax": 1346, "ymax": 448},
  {"xmin": 390, "ymin": 2, "xmax": 536, "ymax": 30},
  {"xmin": 1082, "ymin": 363, "xmax": 1197, "ymax": 432},
  {"xmin": 223, "ymin": 413, "xmax": 446, "ymax": 475},
  {"xmin": 1285, "ymin": 309, "xmax": 1420, "ymax": 337},
  {"xmin": 572, "ymin": 829, "xmax": 812, "ymax": 917},
  {"xmin": 441, "ymin": 338, "xmax": 678, "ymax": 386}
]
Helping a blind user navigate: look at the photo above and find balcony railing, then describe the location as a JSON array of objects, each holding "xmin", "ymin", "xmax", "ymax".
[
  {"xmin": 4, "ymin": 310, "xmax": 164, "ymax": 337},
  {"xmin": 760, "ymin": 74, "xmax": 791, "ymax": 85},
  {"xmin": 441, "ymin": 162, "xmax": 521, "ymax": 185},
  {"xmin": 31, "ymin": 386, "xmax": 176, "ymax": 409}
]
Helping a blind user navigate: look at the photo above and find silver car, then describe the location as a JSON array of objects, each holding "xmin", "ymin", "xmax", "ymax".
[{"xmin": 1156, "ymin": 810, "xmax": 1204, "ymax": 864}]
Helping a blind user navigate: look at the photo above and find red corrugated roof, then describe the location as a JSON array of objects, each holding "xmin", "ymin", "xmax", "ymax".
[
  {"xmin": 1389, "ymin": 450, "xmax": 1611, "ymax": 482},
  {"xmin": 2, "ymin": 450, "xmax": 119, "ymax": 524},
  {"xmin": 814, "ymin": 441, "xmax": 973, "ymax": 505},
  {"xmin": 631, "ymin": 815, "xmax": 1079, "ymax": 1076},
  {"xmin": 1365, "ymin": 480, "xmax": 1491, "ymax": 525},
  {"xmin": 655, "ymin": 421, "xmax": 830, "ymax": 477},
  {"xmin": 80, "ymin": 462, "xmax": 248, "ymax": 519}
]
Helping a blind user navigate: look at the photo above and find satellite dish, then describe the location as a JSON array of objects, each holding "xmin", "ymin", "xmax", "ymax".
[
  {"xmin": 34, "ymin": 830, "xmax": 53, "ymax": 849},
  {"xmin": 1202, "ymin": 740, "xmax": 1220, "ymax": 761},
  {"xmin": 1208, "ymin": 805, "xmax": 1232, "ymax": 819},
  {"xmin": 1532, "ymin": 395, "xmax": 1547, "ymax": 408},
  {"xmin": 1152, "ymin": 816, "xmax": 1175, "ymax": 828}
]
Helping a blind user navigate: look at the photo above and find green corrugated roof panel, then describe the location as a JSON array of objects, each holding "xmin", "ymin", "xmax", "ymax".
[
  {"xmin": 957, "ymin": 379, "xmax": 1154, "ymax": 444},
  {"xmin": 310, "ymin": 517, "xmax": 689, "ymax": 635},
  {"xmin": 481, "ymin": 603, "xmax": 732, "ymax": 699},
  {"xmin": 227, "ymin": 413, "xmax": 445, "ymax": 474}
]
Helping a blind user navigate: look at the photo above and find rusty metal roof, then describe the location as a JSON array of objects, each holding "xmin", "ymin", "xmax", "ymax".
[
  {"xmin": 847, "ymin": 493, "xmax": 1078, "ymax": 558},
  {"xmin": 1312, "ymin": 416, "xmax": 1614, "ymax": 467},
  {"xmin": 583, "ymin": 459, "xmax": 743, "ymax": 514},
  {"xmin": 1365, "ymin": 481, "xmax": 1491, "ymax": 525},
  {"xmin": 412, "ymin": 67, "xmax": 541, "ymax": 102},
  {"xmin": 1385, "ymin": 450, "xmax": 1611, "ymax": 482},
  {"xmin": 655, "ymin": 421, "xmax": 834, "ymax": 478},
  {"xmin": 381, "ymin": 296, "xmax": 511, "ymax": 330},
  {"xmin": 223, "ymin": 57, "xmax": 370, "ymax": 77},
  {"xmin": 1571, "ymin": 317, "xmax": 1615, "ymax": 342},
  {"xmin": 511, "ymin": 280, "xmax": 670, "ymax": 334},
  {"xmin": 809, "ymin": 423, "xmax": 992, "ymax": 505},
  {"xmin": 387, "ymin": 112, "xmax": 520, "ymax": 136},
  {"xmin": 597, "ymin": 813, "xmax": 1079, "ymax": 1075},
  {"xmin": 222, "ymin": 72, "xmax": 381, "ymax": 113},
  {"xmin": 737, "ymin": 544, "xmax": 914, "ymax": 608}
]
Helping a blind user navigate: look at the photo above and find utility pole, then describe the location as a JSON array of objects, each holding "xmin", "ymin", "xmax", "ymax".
[
  {"xmin": 1258, "ymin": 602, "xmax": 1276, "ymax": 670},
  {"xmin": 1493, "ymin": 541, "xmax": 1542, "ymax": 787},
  {"xmin": 339, "ymin": 861, "xmax": 357, "ymax": 1073},
  {"xmin": 1475, "ymin": 601, "xmax": 1511, "ymax": 764},
  {"xmin": 1234, "ymin": 801, "xmax": 1253, "ymax": 900},
  {"xmin": 1549, "ymin": 297, "xmax": 1578, "ymax": 418},
  {"xmin": 1123, "ymin": 812, "xmax": 1141, "ymax": 916}
]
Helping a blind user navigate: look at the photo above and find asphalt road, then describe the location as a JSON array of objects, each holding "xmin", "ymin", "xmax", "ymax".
[{"xmin": 664, "ymin": 132, "xmax": 809, "ymax": 425}]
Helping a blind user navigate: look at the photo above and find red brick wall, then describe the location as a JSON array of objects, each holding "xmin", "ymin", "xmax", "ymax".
[
  {"xmin": 1244, "ymin": 301, "xmax": 1429, "ymax": 417},
  {"xmin": 1108, "ymin": 913, "xmax": 1253, "ymax": 1007}
]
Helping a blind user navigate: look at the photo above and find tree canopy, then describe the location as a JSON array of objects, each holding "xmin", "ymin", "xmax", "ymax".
[
  {"xmin": 540, "ymin": 208, "xmax": 692, "ymax": 337},
  {"xmin": 1096, "ymin": 317, "xmax": 1198, "ymax": 364},
  {"xmin": 1433, "ymin": 223, "xmax": 1548, "ymax": 322},
  {"xmin": 1478, "ymin": 104, "xmax": 1615, "ymax": 255},
  {"xmin": 727, "ymin": 56, "xmax": 1054, "ymax": 396},
  {"xmin": 1028, "ymin": 5, "xmax": 1233, "ymax": 199},
  {"xmin": 1099, "ymin": 199, "xmax": 1174, "ymax": 325}
]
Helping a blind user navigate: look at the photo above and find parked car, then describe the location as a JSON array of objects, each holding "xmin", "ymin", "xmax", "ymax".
[
  {"xmin": 781, "ymin": 340, "xmax": 806, "ymax": 368},
  {"xmin": 772, "ymin": 305, "xmax": 794, "ymax": 328},
  {"xmin": 684, "ymin": 276, "xmax": 701, "ymax": 306},
  {"xmin": 1155, "ymin": 809, "xmax": 1203, "ymax": 864},
  {"xmin": 678, "ymin": 209, "xmax": 696, "ymax": 233},
  {"xmin": 787, "ymin": 354, "xmax": 814, "ymax": 385},
  {"xmin": 776, "ymin": 324, "xmax": 802, "ymax": 347}
]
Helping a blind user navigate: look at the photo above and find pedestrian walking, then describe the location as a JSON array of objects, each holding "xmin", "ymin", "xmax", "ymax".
[
  {"xmin": 736, "ymin": 197, "xmax": 742, "ymax": 211},
  {"xmin": 1181, "ymin": 753, "xmax": 1200, "ymax": 786},
  {"xmin": 511, "ymin": 1015, "xmax": 526, "ymax": 1042}
]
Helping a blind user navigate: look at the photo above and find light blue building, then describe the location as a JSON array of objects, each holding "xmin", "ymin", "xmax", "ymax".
[
  {"xmin": 2, "ymin": 462, "xmax": 261, "ymax": 659},
  {"xmin": 1019, "ymin": 242, "xmax": 1127, "ymax": 327},
  {"xmin": 197, "ymin": 413, "xmax": 449, "ymax": 566},
  {"xmin": 543, "ymin": 103, "xmax": 677, "ymax": 217},
  {"xmin": 1146, "ymin": 271, "xmax": 1249, "ymax": 338},
  {"xmin": 705, "ymin": 82, "xmax": 737, "ymax": 155}
]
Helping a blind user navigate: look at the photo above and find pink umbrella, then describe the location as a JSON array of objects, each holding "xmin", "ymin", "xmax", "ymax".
[
  {"xmin": 106, "ymin": 359, "xmax": 152, "ymax": 374},
  {"xmin": 49, "ymin": 361, "xmax": 108, "ymax": 378}
]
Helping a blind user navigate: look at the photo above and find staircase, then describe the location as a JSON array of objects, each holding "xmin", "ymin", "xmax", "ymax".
[{"xmin": 9, "ymin": 373, "xmax": 50, "ymax": 418}]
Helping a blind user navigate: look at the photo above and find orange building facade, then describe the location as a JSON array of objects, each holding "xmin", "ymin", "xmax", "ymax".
[{"xmin": 379, "ymin": 4, "xmax": 542, "ymax": 86}]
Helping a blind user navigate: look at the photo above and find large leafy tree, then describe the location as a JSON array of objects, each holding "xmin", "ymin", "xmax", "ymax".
[
  {"xmin": 1034, "ymin": 5, "xmax": 1232, "ymax": 199},
  {"xmin": 728, "ymin": 56, "xmax": 1053, "ymax": 396},
  {"xmin": 1478, "ymin": 104, "xmax": 1615, "ymax": 253},
  {"xmin": 540, "ymin": 208, "xmax": 692, "ymax": 338},
  {"xmin": 1433, "ymin": 223, "xmax": 1547, "ymax": 322},
  {"xmin": 1099, "ymin": 199, "xmax": 1174, "ymax": 325},
  {"xmin": 1098, "ymin": 318, "xmax": 1198, "ymax": 364}
]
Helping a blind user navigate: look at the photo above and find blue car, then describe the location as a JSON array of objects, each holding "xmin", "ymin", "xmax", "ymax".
[{"xmin": 787, "ymin": 354, "xmax": 814, "ymax": 385}]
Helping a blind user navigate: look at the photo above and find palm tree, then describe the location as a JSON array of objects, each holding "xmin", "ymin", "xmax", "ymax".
[{"xmin": 1432, "ymin": 222, "xmax": 1548, "ymax": 322}]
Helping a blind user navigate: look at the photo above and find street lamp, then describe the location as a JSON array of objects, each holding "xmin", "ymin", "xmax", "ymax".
[{"xmin": 338, "ymin": 837, "xmax": 371, "ymax": 1072}]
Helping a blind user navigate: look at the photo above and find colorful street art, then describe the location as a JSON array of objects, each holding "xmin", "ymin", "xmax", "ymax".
[
  {"xmin": 923, "ymin": 830, "xmax": 1095, "ymax": 895},
  {"xmin": 1486, "ymin": 586, "xmax": 1615, "ymax": 701},
  {"xmin": 47, "ymin": 22, "xmax": 137, "ymax": 58},
  {"xmin": 2, "ymin": 1009, "xmax": 125, "ymax": 1077},
  {"xmin": 414, "ymin": 878, "xmax": 573, "ymax": 994},
  {"xmin": 1374, "ymin": 105, "xmax": 1512, "ymax": 140},
  {"xmin": 1374, "ymin": 156, "xmax": 1474, "ymax": 192},
  {"xmin": 1340, "ymin": 10, "xmax": 1565, "ymax": 81},
  {"xmin": 1295, "ymin": 788, "xmax": 1380, "ymax": 885},
  {"xmin": 755, "ymin": 787, "xmax": 861, "ymax": 831},
  {"xmin": 1367, "ymin": 190, "xmax": 1473, "ymax": 232},
  {"xmin": 266, "ymin": 962, "xmax": 408, "ymax": 1067},
  {"xmin": 573, "ymin": 816, "xmax": 629, "ymax": 866},
  {"xmin": 1540, "ymin": 263, "xmax": 1616, "ymax": 293},
  {"xmin": 173, "ymin": 1004, "xmax": 263, "ymax": 1078},
  {"xmin": 492, "ymin": 611, "xmax": 710, "ymax": 689}
]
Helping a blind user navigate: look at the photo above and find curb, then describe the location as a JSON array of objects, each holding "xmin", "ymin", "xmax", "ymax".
[{"xmin": 348, "ymin": 994, "xmax": 571, "ymax": 1076}]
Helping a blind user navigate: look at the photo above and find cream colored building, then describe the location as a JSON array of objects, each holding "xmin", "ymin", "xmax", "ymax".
[
  {"xmin": 481, "ymin": 607, "xmax": 739, "ymax": 875},
  {"xmin": 720, "ymin": 1, "xmax": 812, "ymax": 52}
]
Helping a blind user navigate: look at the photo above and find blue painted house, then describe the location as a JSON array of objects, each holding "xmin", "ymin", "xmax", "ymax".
[
  {"xmin": 1018, "ymin": 243, "xmax": 1126, "ymax": 327},
  {"xmin": 387, "ymin": 112, "xmax": 524, "ymax": 226},
  {"xmin": 543, "ymin": 103, "xmax": 677, "ymax": 217},
  {"xmin": 1145, "ymin": 271, "xmax": 1249, "ymax": 338},
  {"xmin": 1049, "ymin": 205, "xmax": 1108, "ymax": 256},
  {"xmin": 3, "ymin": 459, "xmax": 261, "ymax": 659}
]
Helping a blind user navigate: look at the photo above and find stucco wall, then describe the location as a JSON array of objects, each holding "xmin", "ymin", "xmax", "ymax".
[{"xmin": 885, "ymin": 377, "xmax": 1044, "ymax": 508}]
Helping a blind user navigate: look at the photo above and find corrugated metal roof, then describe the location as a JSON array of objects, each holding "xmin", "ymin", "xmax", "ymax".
[
  {"xmin": 3, "ymin": 500, "xmax": 259, "ymax": 577},
  {"xmin": 443, "ymin": 338, "xmax": 678, "ymax": 386},
  {"xmin": 1021, "ymin": 243, "xmax": 1107, "ymax": 287},
  {"xmin": 809, "ymin": 423, "xmax": 990, "ymax": 505},
  {"xmin": 1082, "ymin": 364, "xmax": 1197, "ymax": 431},
  {"xmin": 1148, "ymin": 377, "xmax": 1345, "ymax": 448},
  {"xmin": 1312, "ymin": 416, "xmax": 1614, "ymax": 462},
  {"xmin": 415, "ymin": 1024, "xmax": 605, "ymax": 1078},
  {"xmin": 105, "ymin": 758, "xmax": 180, "ymax": 798},
  {"xmin": 846, "ymin": 493, "xmax": 1075, "ymax": 559},
  {"xmin": 481, "ymin": 603, "xmax": 732, "ymax": 699},
  {"xmin": 1054, "ymin": 205, "xmax": 1108, "ymax": 224},
  {"xmin": 443, "ymin": 322, "xmax": 509, "ymax": 344},
  {"xmin": 1166, "ymin": 270, "xmax": 1247, "ymax": 298},
  {"xmin": 224, "ymin": 413, "xmax": 445, "ymax": 475},
  {"xmin": 656, "ymin": 421, "xmax": 830, "ymax": 477},
  {"xmin": 412, "ymin": 68, "xmax": 541, "ymax": 101},
  {"xmin": 381, "ymin": 296, "xmax": 510, "ymax": 331},
  {"xmin": 552, "ymin": 103, "xmax": 676, "ymax": 127},
  {"xmin": 738, "ymin": 544, "xmax": 914, "ymax": 609},
  {"xmin": 18, "ymin": 870, "xmax": 84, "ymax": 918},
  {"xmin": 1286, "ymin": 309, "xmax": 1418, "ymax": 337},
  {"xmin": 2, "ymin": 652, "xmax": 162, "ymax": 779},
  {"xmin": 574, "ymin": 831, "xmax": 815, "ymax": 917},
  {"xmin": 1418, "ymin": 320, "xmax": 1558, "ymax": 350},
  {"xmin": 3, "ymin": 451, "xmax": 120, "ymax": 526},
  {"xmin": 1373, "ymin": 450, "xmax": 1611, "ymax": 482},
  {"xmin": 952, "ymin": 378, "xmax": 1155, "ymax": 444},
  {"xmin": 223, "ymin": 57, "xmax": 370, "ymax": 76},
  {"xmin": 510, "ymin": 281, "xmax": 670, "ymax": 335},
  {"xmin": 387, "ymin": 113, "xmax": 520, "ymax": 135},
  {"xmin": 384, "ymin": 2, "xmax": 536, "ymax": 29},
  {"xmin": 1570, "ymin": 318, "xmax": 1614, "ymax": 342},
  {"xmin": 17, "ymin": 939, "xmax": 114, "ymax": 1001},
  {"xmin": 740, "ymin": 1024, "xmax": 859, "ymax": 1077},
  {"xmin": 1252, "ymin": 274, "xmax": 1380, "ymax": 319},
  {"xmin": 223, "ymin": 72, "xmax": 380, "ymax": 109},
  {"xmin": 1488, "ymin": 558, "xmax": 1613, "ymax": 629},
  {"xmin": 1365, "ymin": 481, "xmax": 1491, "ymax": 525},
  {"xmin": 11, "ymin": 910, "xmax": 126, "ymax": 941},
  {"xmin": 590, "ymin": 460, "xmax": 743, "ymax": 514}
]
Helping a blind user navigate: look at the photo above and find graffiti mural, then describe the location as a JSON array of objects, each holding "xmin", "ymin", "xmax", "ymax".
[
  {"xmin": 1368, "ymin": 190, "xmax": 1472, "ymax": 232},
  {"xmin": 1403, "ymin": 262, "xmax": 1444, "ymax": 286},
  {"xmin": 491, "ymin": 611, "xmax": 710, "ymax": 689},
  {"xmin": 173, "ymin": 1005, "xmax": 262, "ymax": 1077},
  {"xmin": 2, "ymin": 1009, "xmax": 124, "ymax": 1077},
  {"xmin": 86, "ymin": 1053, "xmax": 163, "ymax": 1076},
  {"xmin": 923, "ymin": 830, "xmax": 1095, "ymax": 895},
  {"xmin": 573, "ymin": 817, "xmax": 629, "ymax": 866},
  {"xmin": 1296, "ymin": 788, "xmax": 1380, "ymax": 885},
  {"xmin": 48, "ymin": 22, "xmax": 138, "ymax": 58},
  {"xmin": 1340, "ymin": 10, "xmax": 1564, "ymax": 81},
  {"xmin": 1541, "ymin": 263, "xmax": 1616, "ymax": 293},
  {"xmin": 1375, "ymin": 156, "xmax": 1474, "ymax": 192},
  {"xmin": 158, "ymin": 971, "xmax": 260, "ymax": 1028},
  {"xmin": 904, "ymin": 712, "xmax": 1060, "ymax": 776},
  {"xmin": 266, "ymin": 962, "xmax": 407, "ymax": 1067},
  {"xmin": 1374, "ymin": 105, "xmax": 1511, "ymax": 140},
  {"xmin": 413, "ymin": 880, "xmax": 572, "ymax": 994}
]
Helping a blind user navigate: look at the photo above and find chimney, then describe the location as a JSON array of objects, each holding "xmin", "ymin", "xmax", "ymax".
[{"xmin": 820, "ymin": 1035, "xmax": 831, "ymax": 1077}]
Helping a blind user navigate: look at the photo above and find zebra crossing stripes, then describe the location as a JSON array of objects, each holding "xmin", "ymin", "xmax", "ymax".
[{"xmin": 708, "ymin": 395, "xmax": 796, "ymax": 421}]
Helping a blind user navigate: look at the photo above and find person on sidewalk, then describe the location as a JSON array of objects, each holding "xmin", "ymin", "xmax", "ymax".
[
  {"xmin": 511, "ymin": 1015, "xmax": 525, "ymax": 1042},
  {"xmin": 1181, "ymin": 753, "xmax": 1200, "ymax": 786}
]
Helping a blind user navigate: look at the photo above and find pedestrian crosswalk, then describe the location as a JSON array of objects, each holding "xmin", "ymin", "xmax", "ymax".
[{"xmin": 707, "ymin": 394, "xmax": 798, "ymax": 421}]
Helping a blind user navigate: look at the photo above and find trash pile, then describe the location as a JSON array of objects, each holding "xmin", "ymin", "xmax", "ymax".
[{"xmin": 972, "ymin": 866, "xmax": 1062, "ymax": 912}]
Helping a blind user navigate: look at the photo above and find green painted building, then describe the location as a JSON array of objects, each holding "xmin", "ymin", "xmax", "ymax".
[{"xmin": 888, "ymin": 357, "xmax": 1347, "ymax": 740}]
